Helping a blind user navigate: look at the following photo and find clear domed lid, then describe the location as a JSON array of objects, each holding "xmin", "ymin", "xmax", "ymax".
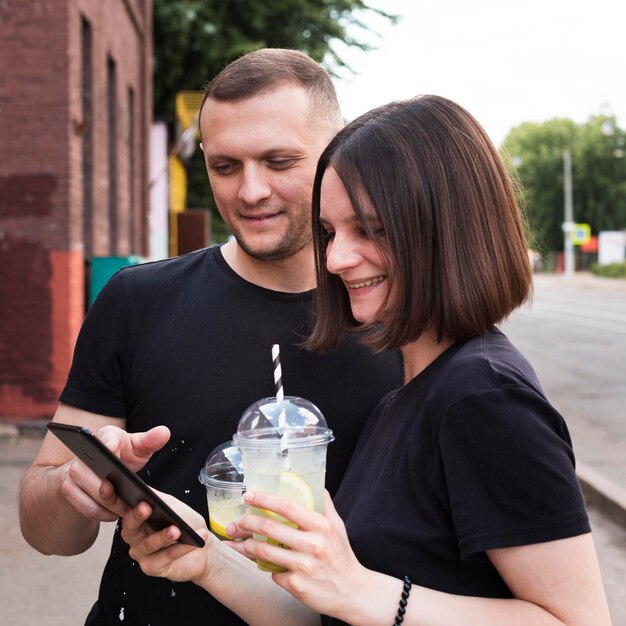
[
  {"xmin": 198, "ymin": 441, "xmax": 244, "ymax": 487},
  {"xmin": 232, "ymin": 396, "xmax": 334, "ymax": 448}
]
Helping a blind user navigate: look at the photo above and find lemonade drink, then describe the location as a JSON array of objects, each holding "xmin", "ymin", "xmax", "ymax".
[
  {"xmin": 245, "ymin": 467, "xmax": 325, "ymax": 571},
  {"xmin": 233, "ymin": 396, "xmax": 334, "ymax": 572},
  {"xmin": 207, "ymin": 496, "xmax": 247, "ymax": 539},
  {"xmin": 198, "ymin": 443, "xmax": 246, "ymax": 540}
]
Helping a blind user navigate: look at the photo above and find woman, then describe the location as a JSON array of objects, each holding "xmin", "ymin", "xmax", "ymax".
[{"xmin": 116, "ymin": 95, "xmax": 612, "ymax": 625}]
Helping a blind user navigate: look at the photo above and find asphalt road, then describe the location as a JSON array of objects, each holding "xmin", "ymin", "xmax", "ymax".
[{"xmin": 500, "ymin": 272, "xmax": 626, "ymax": 492}]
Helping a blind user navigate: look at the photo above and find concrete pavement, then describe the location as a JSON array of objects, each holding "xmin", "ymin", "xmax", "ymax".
[{"xmin": 0, "ymin": 433, "xmax": 115, "ymax": 625}]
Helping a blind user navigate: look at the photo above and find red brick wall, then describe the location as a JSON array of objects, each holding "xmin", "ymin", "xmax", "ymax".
[
  {"xmin": 73, "ymin": 0, "xmax": 152, "ymax": 257},
  {"xmin": 0, "ymin": 0, "xmax": 152, "ymax": 422}
]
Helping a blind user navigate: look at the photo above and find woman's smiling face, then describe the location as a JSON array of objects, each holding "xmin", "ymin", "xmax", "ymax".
[{"xmin": 319, "ymin": 167, "xmax": 393, "ymax": 324}]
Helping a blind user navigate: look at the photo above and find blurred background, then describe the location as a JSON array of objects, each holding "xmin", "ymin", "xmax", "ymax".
[
  {"xmin": 1, "ymin": 0, "xmax": 625, "ymax": 426},
  {"xmin": 0, "ymin": 1, "xmax": 625, "ymax": 623}
]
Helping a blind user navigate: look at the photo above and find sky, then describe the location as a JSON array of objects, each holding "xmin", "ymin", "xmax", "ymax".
[{"xmin": 332, "ymin": 0, "xmax": 626, "ymax": 147}]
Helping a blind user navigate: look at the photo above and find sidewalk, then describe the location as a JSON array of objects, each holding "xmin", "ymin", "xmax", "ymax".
[
  {"xmin": 555, "ymin": 274, "xmax": 626, "ymax": 526},
  {"xmin": 0, "ymin": 432, "xmax": 115, "ymax": 625},
  {"xmin": 503, "ymin": 271, "xmax": 626, "ymax": 529},
  {"xmin": 577, "ymin": 462, "xmax": 626, "ymax": 528}
]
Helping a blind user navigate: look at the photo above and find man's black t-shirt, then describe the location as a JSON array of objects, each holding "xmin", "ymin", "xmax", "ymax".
[
  {"xmin": 60, "ymin": 245, "xmax": 403, "ymax": 625},
  {"xmin": 325, "ymin": 329, "xmax": 590, "ymax": 625}
]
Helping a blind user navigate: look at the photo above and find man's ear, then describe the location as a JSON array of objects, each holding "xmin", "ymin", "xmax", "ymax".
[{"xmin": 199, "ymin": 142, "xmax": 204, "ymax": 153}]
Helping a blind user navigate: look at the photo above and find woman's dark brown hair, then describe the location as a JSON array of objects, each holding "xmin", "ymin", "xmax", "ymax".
[{"xmin": 305, "ymin": 95, "xmax": 532, "ymax": 353}]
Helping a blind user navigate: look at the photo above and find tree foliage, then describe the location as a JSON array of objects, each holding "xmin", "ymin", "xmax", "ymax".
[
  {"xmin": 153, "ymin": 0, "xmax": 396, "ymax": 227},
  {"xmin": 153, "ymin": 0, "xmax": 395, "ymax": 119},
  {"xmin": 502, "ymin": 115, "xmax": 626, "ymax": 254}
]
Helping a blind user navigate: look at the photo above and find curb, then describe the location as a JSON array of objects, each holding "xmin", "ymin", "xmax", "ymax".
[
  {"xmin": 577, "ymin": 462, "xmax": 626, "ymax": 529},
  {"xmin": 0, "ymin": 420, "xmax": 48, "ymax": 439},
  {"xmin": 0, "ymin": 424, "xmax": 20, "ymax": 440}
]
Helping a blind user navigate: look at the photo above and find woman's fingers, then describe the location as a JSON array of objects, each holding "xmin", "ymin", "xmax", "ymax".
[
  {"xmin": 224, "ymin": 520, "xmax": 253, "ymax": 541},
  {"xmin": 121, "ymin": 499, "xmax": 153, "ymax": 534},
  {"xmin": 241, "ymin": 532, "xmax": 310, "ymax": 572},
  {"xmin": 224, "ymin": 538, "xmax": 255, "ymax": 559},
  {"xmin": 133, "ymin": 531, "xmax": 201, "ymax": 569},
  {"xmin": 120, "ymin": 501, "xmax": 177, "ymax": 554},
  {"xmin": 242, "ymin": 490, "xmax": 326, "ymax": 532},
  {"xmin": 322, "ymin": 490, "xmax": 351, "ymax": 538},
  {"xmin": 121, "ymin": 502, "xmax": 200, "ymax": 564}
]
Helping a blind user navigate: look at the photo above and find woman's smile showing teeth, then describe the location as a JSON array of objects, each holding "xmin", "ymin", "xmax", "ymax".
[{"xmin": 346, "ymin": 275, "xmax": 386, "ymax": 290}]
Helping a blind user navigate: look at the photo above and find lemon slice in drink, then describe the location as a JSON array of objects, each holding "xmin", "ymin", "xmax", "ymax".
[
  {"xmin": 279, "ymin": 471, "xmax": 315, "ymax": 509},
  {"xmin": 209, "ymin": 503, "xmax": 245, "ymax": 539},
  {"xmin": 209, "ymin": 513, "xmax": 231, "ymax": 539},
  {"xmin": 263, "ymin": 471, "xmax": 315, "ymax": 522},
  {"xmin": 257, "ymin": 472, "xmax": 315, "ymax": 572}
]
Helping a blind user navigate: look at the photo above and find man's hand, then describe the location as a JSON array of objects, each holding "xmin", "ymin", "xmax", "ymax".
[
  {"xmin": 97, "ymin": 424, "xmax": 171, "ymax": 473},
  {"xmin": 61, "ymin": 425, "xmax": 172, "ymax": 521},
  {"xmin": 20, "ymin": 404, "xmax": 173, "ymax": 555}
]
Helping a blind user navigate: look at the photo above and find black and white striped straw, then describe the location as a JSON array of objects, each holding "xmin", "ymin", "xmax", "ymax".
[{"xmin": 272, "ymin": 344, "xmax": 284, "ymax": 402}]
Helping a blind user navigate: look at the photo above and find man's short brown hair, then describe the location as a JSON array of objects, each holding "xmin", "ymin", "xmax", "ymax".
[{"xmin": 199, "ymin": 48, "xmax": 342, "ymax": 140}]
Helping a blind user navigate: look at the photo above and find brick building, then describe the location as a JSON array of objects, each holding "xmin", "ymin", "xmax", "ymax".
[{"xmin": 0, "ymin": 0, "xmax": 153, "ymax": 423}]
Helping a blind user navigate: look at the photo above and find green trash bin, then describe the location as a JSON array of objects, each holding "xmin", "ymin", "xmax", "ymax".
[{"xmin": 89, "ymin": 255, "xmax": 144, "ymax": 306}]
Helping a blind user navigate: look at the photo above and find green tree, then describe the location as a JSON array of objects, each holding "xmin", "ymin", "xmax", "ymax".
[
  {"xmin": 502, "ymin": 115, "xmax": 626, "ymax": 256},
  {"xmin": 574, "ymin": 116, "xmax": 626, "ymax": 234},
  {"xmin": 503, "ymin": 119, "xmax": 578, "ymax": 253},
  {"xmin": 153, "ymin": 0, "xmax": 396, "ymax": 239}
]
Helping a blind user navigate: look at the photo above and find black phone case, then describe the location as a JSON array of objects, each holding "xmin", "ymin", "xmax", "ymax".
[{"xmin": 47, "ymin": 422, "xmax": 205, "ymax": 547}]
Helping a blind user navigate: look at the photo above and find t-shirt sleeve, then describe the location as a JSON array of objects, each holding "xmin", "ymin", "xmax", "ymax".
[
  {"xmin": 438, "ymin": 386, "xmax": 590, "ymax": 559},
  {"xmin": 59, "ymin": 271, "xmax": 130, "ymax": 417}
]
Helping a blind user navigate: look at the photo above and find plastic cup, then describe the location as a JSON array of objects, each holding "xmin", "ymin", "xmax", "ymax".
[
  {"xmin": 232, "ymin": 396, "xmax": 334, "ymax": 572},
  {"xmin": 198, "ymin": 442, "xmax": 246, "ymax": 540}
]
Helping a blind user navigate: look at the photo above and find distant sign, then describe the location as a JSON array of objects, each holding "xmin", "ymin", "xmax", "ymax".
[
  {"xmin": 572, "ymin": 223, "xmax": 591, "ymax": 246},
  {"xmin": 598, "ymin": 231, "xmax": 626, "ymax": 265},
  {"xmin": 580, "ymin": 235, "xmax": 598, "ymax": 254}
]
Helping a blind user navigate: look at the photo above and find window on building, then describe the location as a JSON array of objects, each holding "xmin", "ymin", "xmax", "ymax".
[
  {"xmin": 107, "ymin": 56, "xmax": 118, "ymax": 255},
  {"xmin": 128, "ymin": 86, "xmax": 135, "ymax": 252},
  {"xmin": 81, "ymin": 16, "xmax": 93, "ymax": 259}
]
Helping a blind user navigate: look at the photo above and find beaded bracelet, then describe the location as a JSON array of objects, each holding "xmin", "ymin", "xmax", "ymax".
[{"xmin": 393, "ymin": 575, "xmax": 412, "ymax": 625}]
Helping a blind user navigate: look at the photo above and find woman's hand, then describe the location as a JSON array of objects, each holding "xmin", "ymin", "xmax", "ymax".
[
  {"xmin": 111, "ymin": 488, "xmax": 212, "ymax": 584},
  {"xmin": 236, "ymin": 490, "xmax": 367, "ymax": 618}
]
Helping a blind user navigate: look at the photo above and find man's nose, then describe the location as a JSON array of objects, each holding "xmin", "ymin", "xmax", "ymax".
[{"xmin": 238, "ymin": 165, "xmax": 272, "ymax": 205}]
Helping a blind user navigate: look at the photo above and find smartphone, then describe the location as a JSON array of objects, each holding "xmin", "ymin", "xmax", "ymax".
[{"xmin": 47, "ymin": 422, "xmax": 205, "ymax": 547}]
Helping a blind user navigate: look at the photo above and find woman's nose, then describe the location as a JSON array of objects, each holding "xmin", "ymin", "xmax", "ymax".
[
  {"xmin": 326, "ymin": 234, "xmax": 360, "ymax": 275},
  {"xmin": 238, "ymin": 166, "xmax": 272, "ymax": 205}
]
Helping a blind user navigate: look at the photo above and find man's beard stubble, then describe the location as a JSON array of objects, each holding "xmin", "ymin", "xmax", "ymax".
[{"xmin": 232, "ymin": 205, "xmax": 313, "ymax": 262}]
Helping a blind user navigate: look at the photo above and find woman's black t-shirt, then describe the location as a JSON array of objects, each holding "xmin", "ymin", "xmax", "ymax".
[{"xmin": 325, "ymin": 329, "xmax": 589, "ymax": 625}]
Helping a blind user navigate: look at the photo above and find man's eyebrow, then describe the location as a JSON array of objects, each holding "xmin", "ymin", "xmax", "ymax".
[{"xmin": 205, "ymin": 147, "xmax": 306, "ymax": 161}]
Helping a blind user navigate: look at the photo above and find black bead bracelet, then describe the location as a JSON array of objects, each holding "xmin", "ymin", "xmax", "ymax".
[{"xmin": 393, "ymin": 575, "xmax": 412, "ymax": 625}]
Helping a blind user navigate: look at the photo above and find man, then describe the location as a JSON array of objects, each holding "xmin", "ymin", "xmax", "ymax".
[{"xmin": 19, "ymin": 49, "xmax": 402, "ymax": 625}]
